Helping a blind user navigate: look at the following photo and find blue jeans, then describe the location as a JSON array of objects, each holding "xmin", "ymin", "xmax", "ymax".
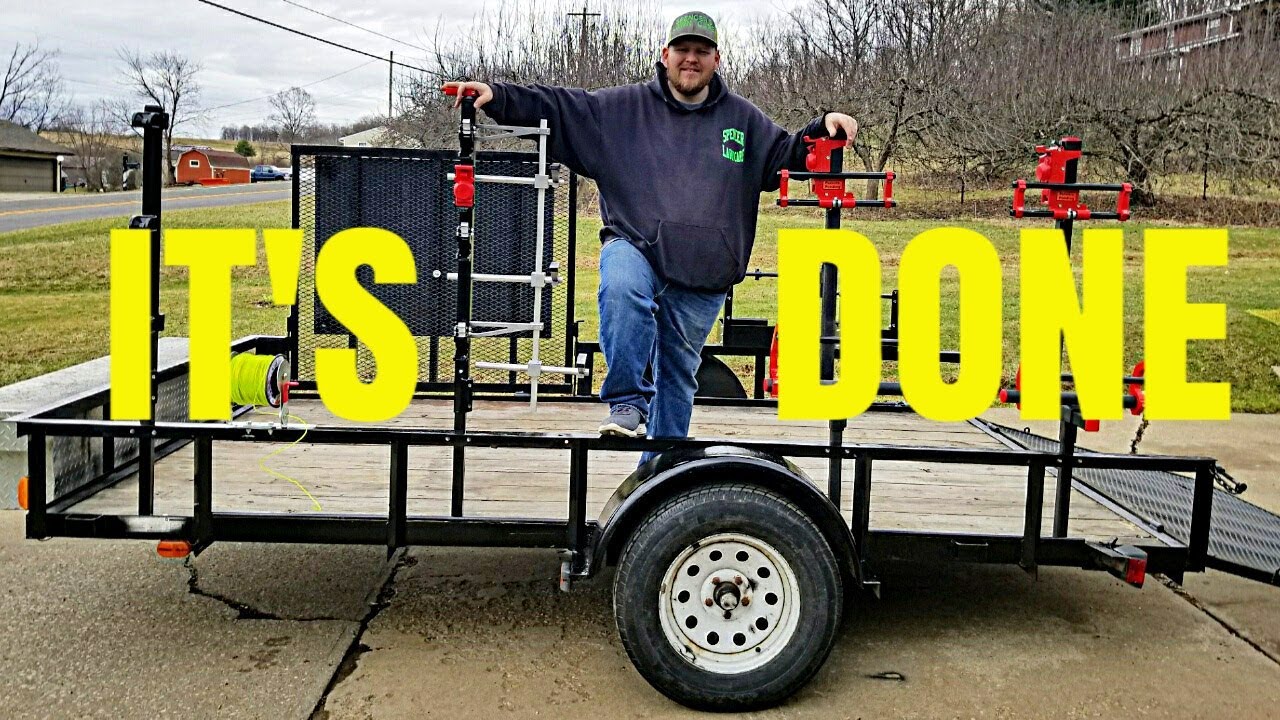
[{"xmin": 598, "ymin": 239, "xmax": 726, "ymax": 462}]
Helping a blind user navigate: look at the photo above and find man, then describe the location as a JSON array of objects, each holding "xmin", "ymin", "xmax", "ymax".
[{"xmin": 445, "ymin": 11, "xmax": 858, "ymax": 458}]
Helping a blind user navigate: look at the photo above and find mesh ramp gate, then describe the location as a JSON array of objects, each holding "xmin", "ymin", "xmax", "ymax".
[
  {"xmin": 990, "ymin": 423, "xmax": 1280, "ymax": 586},
  {"xmin": 290, "ymin": 146, "xmax": 576, "ymax": 392}
]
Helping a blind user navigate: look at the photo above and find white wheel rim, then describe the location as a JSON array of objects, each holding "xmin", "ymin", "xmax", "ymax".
[{"xmin": 658, "ymin": 532, "xmax": 801, "ymax": 675}]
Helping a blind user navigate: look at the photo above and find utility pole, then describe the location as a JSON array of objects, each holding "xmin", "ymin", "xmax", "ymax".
[
  {"xmin": 566, "ymin": 2, "xmax": 601, "ymax": 85},
  {"xmin": 388, "ymin": 50, "xmax": 394, "ymax": 118}
]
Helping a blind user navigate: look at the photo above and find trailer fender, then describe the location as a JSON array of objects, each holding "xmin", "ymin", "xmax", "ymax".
[{"xmin": 593, "ymin": 446, "xmax": 858, "ymax": 582}]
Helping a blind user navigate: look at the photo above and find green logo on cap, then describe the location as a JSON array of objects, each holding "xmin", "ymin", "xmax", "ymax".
[
  {"xmin": 673, "ymin": 12, "xmax": 712, "ymax": 31},
  {"xmin": 722, "ymin": 127, "xmax": 744, "ymax": 163},
  {"xmin": 669, "ymin": 11, "xmax": 717, "ymax": 45}
]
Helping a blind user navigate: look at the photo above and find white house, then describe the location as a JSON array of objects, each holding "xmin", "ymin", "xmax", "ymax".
[{"xmin": 338, "ymin": 126, "xmax": 391, "ymax": 147}]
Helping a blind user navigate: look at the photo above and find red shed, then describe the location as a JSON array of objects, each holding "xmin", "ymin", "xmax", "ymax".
[{"xmin": 176, "ymin": 148, "xmax": 251, "ymax": 185}]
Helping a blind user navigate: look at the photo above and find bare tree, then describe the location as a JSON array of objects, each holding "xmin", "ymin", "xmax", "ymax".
[
  {"xmin": 735, "ymin": 0, "xmax": 1280, "ymax": 202},
  {"xmin": 924, "ymin": 4, "xmax": 1088, "ymax": 189},
  {"xmin": 61, "ymin": 101, "xmax": 132, "ymax": 192},
  {"xmin": 740, "ymin": 0, "xmax": 985, "ymax": 198},
  {"xmin": 390, "ymin": 0, "xmax": 663, "ymax": 148},
  {"xmin": 0, "ymin": 42, "xmax": 70, "ymax": 132},
  {"xmin": 1033, "ymin": 0, "xmax": 1159, "ymax": 26},
  {"xmin": 382, "ymin": 0, "xmax": 1277, "ymax": 203},
  {"xmin": 117, "ymin": 49, "xmax": 201, "ymax": 184},
  {"xmin": 1010, "ymin": 4, "xmax": 1276, "ymax": 203},
  {"xmin": 269, "ymin": 86, "xmax": 316, "ymax": 143},
  {"xmin": 427, "ymin": 0, "xmax": 661, "ymax": 87}
]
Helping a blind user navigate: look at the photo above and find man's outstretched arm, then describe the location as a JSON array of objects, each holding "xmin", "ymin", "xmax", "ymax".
[
  {"xmin": 760, "ymin": 111, "xmax": 860, "ymax": 190},
  {"xmin": 442, "ymin": 80, "xmax": 603, "ymax": 179}
]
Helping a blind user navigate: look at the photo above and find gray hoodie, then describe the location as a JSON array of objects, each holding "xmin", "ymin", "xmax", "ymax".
[{"xmin": 484, "ymin": 64, "xmax": 828, "ymax": 291}]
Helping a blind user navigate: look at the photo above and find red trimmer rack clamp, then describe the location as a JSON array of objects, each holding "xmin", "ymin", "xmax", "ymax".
[
  {"xmin": 777, "ymin": 136, "xmax": 895, "ymax": 210},
  {"xmin": 1011, "ymin": 137, "xmax": 1132, "ymax": 221},
  {"xmin": 997, "ymin": 360, "xmax": 1145, "ymax": 432},
  {"xmin": 764, "ymin": 326, "xmax": 780, "ymax": 398},
  {"xmin": 453, "ymin": 165, "xmax": 475, "ymax": 207},
  {"xmin": 770, "ymin": 133, "xmax": 898, "ymax": 399},
  {"xmin": 806, "ymin": 136, "xmax": 855, "ymax": 208},
  {"xmin": 1007, "ymin": 136, "xmax": 1141, "ymax": 432}
]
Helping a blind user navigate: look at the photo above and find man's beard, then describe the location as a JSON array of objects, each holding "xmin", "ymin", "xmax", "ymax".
[{"xmin": 669, "ymin": 68, "xmax": 712, "ymax": 97}]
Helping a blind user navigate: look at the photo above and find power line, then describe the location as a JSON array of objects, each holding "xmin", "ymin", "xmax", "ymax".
[
  {"xmin": 203, "ymin": 59, "xmax": 380, "ymax": 112},
  {"xmin": 273, "ymin": 0, "xmax": 473, "ymax": 71},
  {"xmin": 64, "ymin": 78, "xmax": 121, "ymax": 91},
  {"xmin": 193, "ymin": 0, "xmax": 445, "ymax": 78},
  {"xmin": 220, "ymin": 109, "xmax": 372, "ymax": 122},
  {"xmin": 215, "ymin": 89, "xmax": 386, "ymax": 121},
  {"xmin": 215, "ymin": 95, "xmax": 385, "ymax": 124},
  {"xmin": 277, "ymin": 0, "xmax": 430, "ymax": 53}
]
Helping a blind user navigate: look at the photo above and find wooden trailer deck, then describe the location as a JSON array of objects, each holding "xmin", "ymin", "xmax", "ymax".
[{"xmin": 67, "ymin": 399, "xmax": 1152, "ymax": 541}]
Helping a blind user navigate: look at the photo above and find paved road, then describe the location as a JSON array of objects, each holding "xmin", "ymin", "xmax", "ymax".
[{"xmin": 0, "ymin": 184, "xmax": 291, "ymax": 233}]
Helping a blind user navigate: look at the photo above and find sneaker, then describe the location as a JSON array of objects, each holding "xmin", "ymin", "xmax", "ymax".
[{"xmin": 598, "ymin": 404, "xmax": 645, "ymax": 438}]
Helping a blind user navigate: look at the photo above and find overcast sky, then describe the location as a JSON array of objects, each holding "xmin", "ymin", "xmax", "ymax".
[{"xmin": 3, "ymin": 0, "xmax": 800, "ymax": 137}]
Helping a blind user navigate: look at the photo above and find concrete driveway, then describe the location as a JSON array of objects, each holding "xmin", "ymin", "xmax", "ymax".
[
  {"xmin": 318, "ymin": 547, "xmax": 1279, "ymax": 720},
  {"xmin": 1, "ymin": 415, "xmax": 1277, "ymax": 719}
]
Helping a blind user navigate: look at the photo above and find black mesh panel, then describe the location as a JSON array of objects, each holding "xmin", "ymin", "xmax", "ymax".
[
  {"xmin": 293, "ymin": 147, "xmax": 572, "ymax": 389},
  {"xmin": 989, "ymin": 423, "xmax": 1280, "ymax": 584}
]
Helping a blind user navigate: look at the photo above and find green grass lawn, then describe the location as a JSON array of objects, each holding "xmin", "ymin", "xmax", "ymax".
[
  {"xmin": 0, "ymin": 202, "xmax": 291, "ymax": 387},
  {"xmin": 574, "ymin": 212, "xmax": 1280, "ymax": 413},
  {"xmin": 2, "ymin": 198, "xmax": 1278, "ymax": 412},
  {"xmin": 1156, "ymin": 172, "xmax": 1280, "ymax": 202}
]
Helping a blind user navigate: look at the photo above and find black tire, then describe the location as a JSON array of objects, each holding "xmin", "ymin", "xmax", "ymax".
[{"xmin": 614, "ymin": 483, "xmax": 843, "ymax": 711}]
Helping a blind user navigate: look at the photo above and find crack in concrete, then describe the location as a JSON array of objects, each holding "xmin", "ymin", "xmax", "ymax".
[
  {"xmin": 1161, "ymin": 576, "xmax": 1280, "ymax": 667},
  {"xmin": 309, "ymin": 550, "xmax": 417, "ymax": 720},
  {"xmin": 1129, "ymin": 417, "xmax": 1150, "ymax": 454},
  {"xmin": 183, "ymin": 558, "xmax": 346, "ymax": 622}
]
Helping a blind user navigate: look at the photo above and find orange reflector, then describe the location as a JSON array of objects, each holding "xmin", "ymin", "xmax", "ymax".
[
  {"xmin": 17, "ymin": 476, "xmax": 28, "ymax": 511},
  {"xmin": 1125, "ymin": 556, "xmax": 1147, "ymax": 588},
  {"xmin": 157, "ymin": 540, "xmax": 192, "ymax": 559}
]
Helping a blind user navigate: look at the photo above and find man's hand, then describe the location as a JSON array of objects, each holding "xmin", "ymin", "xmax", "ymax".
[
  {"xmin": 824, "ymin": 112, "xmax": 859, "ymax": 142},
  {"xmin": 442, "ymin": 81, "xmax": 494, "ymax": 109}
]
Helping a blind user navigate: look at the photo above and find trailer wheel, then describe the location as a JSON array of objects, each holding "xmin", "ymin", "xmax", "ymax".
[{"xmin": 613, "ymin": 483, "xmax": 843, "ymax": 711}]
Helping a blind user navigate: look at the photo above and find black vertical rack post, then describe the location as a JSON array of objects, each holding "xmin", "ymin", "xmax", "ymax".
[
  {"xmin": 1053, "ymin": 137, "xmax": 1082, "ymax": 539},
  {"xmin": 130, "ymin": 105, "xmax": 169, "ymax": 516},
  {"xmin": 775, "ymin": 133, "xmax": 896, "ymax": 587},
  {"xmin": 1008, "ymin": 136, "xmax": 1136, "ymax": 538},
  {"xmin": 450, "ymin": 93, "xmax": 478, "ymax": 517},
  {"xmin": 820, "ymin": 143, "xmax": 845, "ymax": 508}
]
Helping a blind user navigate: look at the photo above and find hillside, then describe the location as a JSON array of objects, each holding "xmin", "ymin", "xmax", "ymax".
[{"xmin": 39, "ymin": 131, "xmax": 294, "ymax": 166}]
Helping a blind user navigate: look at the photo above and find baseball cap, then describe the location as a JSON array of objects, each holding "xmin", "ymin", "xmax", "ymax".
[{"xmin": 667, "ymin": 11, "xmax": 718, "ymax": 47}]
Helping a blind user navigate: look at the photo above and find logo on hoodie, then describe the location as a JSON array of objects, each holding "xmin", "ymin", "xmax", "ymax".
[{"xmin": 722, "ymin": 128, "xmax": 745, "ymax": 163}]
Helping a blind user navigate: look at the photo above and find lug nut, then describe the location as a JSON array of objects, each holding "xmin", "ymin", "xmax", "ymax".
[
  {"xmin": 734, "ymin": 576, "xmax": 743, "ymax": 585},
  {"xmin": 742, "ymin": 597, "xmax": 751, "ymax": 606},
  {"xmin": 705, "ymin": 598, "xmax": 714, "ymax": 607},
  {"xmin": 712, "ymin": 576, "xmax": 720, "ymax": 584}
]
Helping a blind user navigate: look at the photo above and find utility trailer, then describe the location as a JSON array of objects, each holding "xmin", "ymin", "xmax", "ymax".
[{"xmin": 13, "ymin": 105, "xmax": 1280, "ymax": 712}]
